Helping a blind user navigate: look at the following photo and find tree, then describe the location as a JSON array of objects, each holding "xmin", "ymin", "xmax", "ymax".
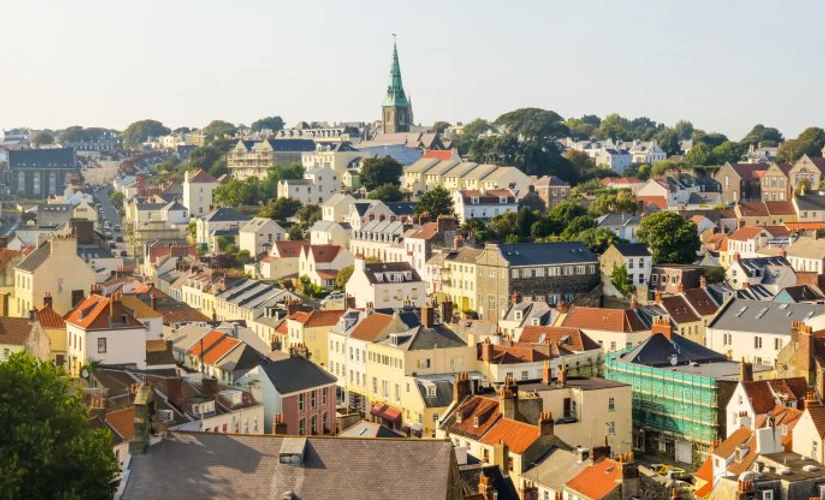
[
  {"xmin": 710, "ymin": 141, "xmax": 747, "ymax": 165},
  {"xmin": 489, "ymin": 212, "xmax": 520, "ymax": 242},
  {"xmin": 453, "ymin": 118, "xmax": 494, "ymax": 155},
  {"xmin": 259, "ymin": 198, "xmax": 302, "ymax": 222},
  {"xmin": 516, "ymin": 208, "xmax": 539, "ymax": 239},
  {"xmin": 368, "ymin": 183, "xmax": 404, "ymax": 202},
  {"xmin": 0, "ymin": 352, "xmax": 119, "ymax": 499},
  {"xmin": 651, "ymin": 160, "xmax": 678, "ymax": 177},
  {"xmin": 795, "ymin": 178, "xmax": 812, "ymax": 196},
  {"xmin": 33, "ymin": 131, "xmax": 54, "ymax": 147},
  {"xmin": 262, "ymin": 164, "xmax": 305, "ymax": 194},
  {"xmin": 214, "ymin": 178, "xmax": 262, "ymax": 206},
  {"xmin": 566, "ymin": 115, "xmax": 602, "ymax": 140},
  {"xmin": 561, "ymin": 215, "xmax": 596, "ymax": 240},
  {"xmin": 611, "ymin": 265, "xmax": 636, "ymax": 297},
  {"xmin": 574, "ymin": 227, "xmax": 623, "ymax": 253},
  {"xmin": 188, "ymin": 139, "xmax": 234, "ymax": 175},
  {"xmin": 202, "ymin": 120, "xmax": 237, "ymax": 141},
  {"xmin": 563, "ymin": 150, "xmax": 598, "ymax": 179},
  {"xmin": 777, "ymin": 127, "xmax": 825, "ymax": 163},
  {"xmin": 415, "ymin": 186, "xmax": 454, "ymax": 217},
  {"xmin": 123, "ymin": 119, "xmax": 170, "ymax": 147},
  {"xmin": 741, "ymin": 124, "xmax": 784, "ymax": 147},
  {"xmin": 294, "ymin": 203, "xmax": 322, "ymax": 229},
  {"xmin": 109, "ymin": 191, "xmax": 124, "ymax": 209},
  {"xmin": 590, "ymin": 190, "xmax": 637, "ymax": 216},
  {"xmin": 704, "ymin": 267, "xmax": 725, "ymax": 284},
  {"xmin": 692, "ymin": 130, "xmax": 728, "ymax": 148},
  {"xmin": 684, "ymin": 143, "xmax": 713, "ymax": 167},
  {"xmin": 654, "ymin": 127, "xmax": 682, "ymax": 157},
  {"xmin": 599, "ymin": 114, "xmax": 631, "ymax": 140},
  {"xmin": 250, "ymin": 116, "xmax": 285, "ymax": 132},
  {"xmin": 360, "ymin": 157, "xmax": 403, "ymax": 190},
  {"xmin": 430, "ymin": 121, "xmax": 451, "ymax": 134},
  {"xmin": 637, "ymin": 211, "xmax": 700, "ymax": 264},
  {"xmin": 673, "ymin": 120, "xmax": 694, "ymax": 140},
  {"xmin": 336, "ymin": 265, "xmax": 354, "ymax": 290}
]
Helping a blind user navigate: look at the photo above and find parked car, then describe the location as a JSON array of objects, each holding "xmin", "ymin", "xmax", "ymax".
[{"xmin": 120, "ymin": 250, "xmax": 128, "ymax": 257}]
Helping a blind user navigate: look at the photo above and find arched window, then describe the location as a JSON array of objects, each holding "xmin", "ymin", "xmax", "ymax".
[
  {"xmin": 32, "ymin": 172, "xmax": 40, "ymax": 195},
  {"xmin": 17, "ymin": 172, "xmax": 24, "ymax": 193},
  {"xmin": 48, "ymin": 173, "xmax": 57, "ymax": 195}
]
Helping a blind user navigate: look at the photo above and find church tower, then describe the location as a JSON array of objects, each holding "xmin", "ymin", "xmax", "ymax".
[{"xmin": 382, "ymin": 39, "xmax": 411, "ymax": 134}]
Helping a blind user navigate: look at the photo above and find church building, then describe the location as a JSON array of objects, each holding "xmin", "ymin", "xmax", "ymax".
[{"xmin": 382, "ymin": 40, "xmax": 414, "ymax": 134}]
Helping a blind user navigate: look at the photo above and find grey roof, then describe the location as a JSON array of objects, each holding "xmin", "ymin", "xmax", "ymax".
[
  {"xmin": 353, "ymin": 201, "xmax": 376, "ymax": 216},
  {"xmin": 135, "ymin": 203, "xmax": 165, "ymax": 211},
  {"xmin": 612, "ymin": 243, "xmax": 651, "ymax": 257},
  {"xmin": 162, "ymin": 201, "xmax": 186, "ymax": 211},
  {"xmin": 378, "ymin": 324, "xmax": 467, "ymax": 351},
  {"xmin": 736, "ymin": 256, "xmax": 791, "ymax": 278},
  {"xmin": 794, "ymin": 194, "xmax": 825, "ymax": 211},
  {"xmin": 363, "ymin": 261, "xmax": 422, "ymax": 284},
  {"xmin": 618, "ymin": 331, "xmax": 729, "ymax": 368},
  {"xmin": 384, "ymin": 202, "xmax": 417, "ymax": 216},
  {"xmin": 265, "ymin": 138, "xmax": 316, "ymax": 152},
  {"xmin": 310, "ymin": 220, "xmax": 346, "ymax": 233},
  {"xmin": 258, "ymin": 357, "xmax": 336, "ymax": 395},
  {"xmin": 204, "ymin": 207, "xmax": 250, "ymax": 223},
  {"xmin": 15, "ymin": 241, "xmax": 50, "ymax": 272},
  {"xmin": 339, "ymin": 421, "xmax": 405, "ymax": 438},
  {"xmin": 122, "ymin": 432, "xmax": 456, "ymax": 500},
  {"xmin": 215, "ymin": 344, "xmax": 269, "ymax": 375},
  {"xmin": 496, "ymin": 242, "xmax": 597, "ymax": 266},
  {"xmin": 9, "ymin": 147, "xmax": 76, "ymax": 169},
  {"xmin": 596, "ymin": 213, "xmax": 640, "ymax": 228},
  {"xmin": 416, "ymin": 378, "xmax": 455, "ymax": 408},
  {"xmin": 707, "ymin": 298, "xmax": 824, "ymax": 335},
  {"xmin": 444, "ymin": 246, "xmax": 483, "ymax": 264},
  {"xmin": 522, "ymin": 443, "xmax": 585, "ymax": 492}
]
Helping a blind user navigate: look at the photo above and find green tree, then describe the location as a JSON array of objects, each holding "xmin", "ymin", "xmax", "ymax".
[
  {"xmin": 673, "ymin": 120, "xmax": 694, "ymax": 140},
  {"xmin": 414, "ymin": 186, "xmax": 454, "ymax": 217},
  {"xmin": 795, "ymin": 178, "xmax": 812, "ymax": 196},
  {"xmin": 109, "ymin": 191, "xmax": 124, "ymax": 208},
  {"xmin": 214, "ymin": 178, "xmax": 262, "ymax": 206},
  {"xmin": 566, "ymin": 115, "xmax": 602, "ymax": 140},
  {"xmin": 684, "ymin": 142, "xmax": 713, "ymax": 167},
  {"xmin": 692, "ymin": 130, "xmax": 728, "ymax": 148},
  {"xmin": 573, "ymin": 227, "xmax": 623, "ymax": 253},
  {"xmin": 590, "ymin": 190, "xmax": 637, "ymax": 216},
  {"xmin": 654, "ymin": 127, "xmax": 682, "ymax": 156},
  {"xmin": 637, "ymin": 211, "xmax": 701, "ymax": 264},
  {"xmin": 187, "ymin": 220, "xmax": 197, "ymax": 239},
  {"xmin": 33, "ymin": 131, "xmax": 54, "ymax": 147},
  {"xmin": 650, "ymin": 160, "xmax": 678, "ymax": 177},
  {"xmin": 336, "ymin": 265, "xmax": 354, "ymax": 290},
  {"xmin": 740, "ymin": 124, "xmax": 784, "ymax": 147},
  {"xmin": 489, "ymin": 211, "xmax": 520, "ymax": 242},
  {"xmin": 548, "ymin": 202, "xmax": 587, "ymax": 228},
  {"xmin": 777, "ymin": 127, "xmax": 825, "ymax": 163},
  {"xmin": 259, "ymin": 198, "xmax": 302, "ymax": 222},
  {"xmin": 361, "ymin": 157, "xmax": 403, "ymax": 190},
  {"xmin": 704, "ymin": 266, "xmax": 725, "ymax": 284},
  {"xmin": 0, "ymin": 352, "xmax": 119, "ymax": 499},
  {"xmin": 368, "ymin": 183, "xmax": 404, "ymax": 202},
  {"xmin": 611, "ymin": 265, "xmax": 636, "ymax": 297},
  {"xmin": 561, "ymin": 215, "xmax": 596, "ymax": 239},
  {"xmin": 202, "ymin": 120, "xmax": 237, "ymax": 142},
  {"xmin": 250, "ymin": 116, "xmax": 285, "ymax": 132},
  {"xmin": 516, "ymin": 207, "xmax": 539, "ymax": 239},
  {"xmin": 710, "ymin": 141, "xmax": 747, "ymax": 165},
  {"xmin": 262, "ymin": 164, "xmax": 305, "ymax": 194},
  {"xmin": 295, "ymin": 203, "xmax": 322, "ymax": 229},
  {"xmin": 430, "ymin": 121, "xmax": 451, "ymax": 133},
  {"xmin": 599, "ymin": 113, "xmax": 631, "ymax": 140},
  {"xmin": 123, "ymin": 119, "xmax": 170, "ymax": 147},
  {"xmin": 452, "ymin": 118, "xmax": 494, "ymax": 155}
]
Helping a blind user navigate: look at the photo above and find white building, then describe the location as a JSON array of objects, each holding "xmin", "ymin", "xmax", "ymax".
[
  {"xmin": 239, "ymin": 217, "xmax": 286, "ymax": 257},
  {"xmin": 322, "ymin": 193, "xmax": 356, "ymax": 223},
  {"xmin": 309, "ymin": 220, "xmax": 350, "ymax": 247},
  {"xmin": 451, "ymin": 189, "xmax": 518, "ymax": 224},
  {"xmin": 786, "ymin": 236, "xmax": 825, "ymax": 274},
  {"xmin": 276, "ymin": 167, "xmax": 338, "ymax": 205},
  {"xmin": 298, "ymin": 244, "xmax": 353, "ymax": 288},
  {"xmin": 182, "ymin": 169, "xmax": 219, "ymax": 217},
  {"xmin": 346, "ymin": 256, "xmax": 425, "ymax": 309},
  {"xmin": 594, "ymin": 149, "xmax": 633, "ymax": 174}
]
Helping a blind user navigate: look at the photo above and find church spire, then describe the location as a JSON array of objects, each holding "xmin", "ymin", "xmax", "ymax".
[{"xmin": 383, "ymin": 36, "xmax": 409, "ymax": 108}]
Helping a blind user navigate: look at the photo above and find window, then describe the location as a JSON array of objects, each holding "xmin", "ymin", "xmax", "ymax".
[
  {"xmin": 774, "ymin": 338, "xmax": 782, "ymax": 351},
  {"xmin": 417, "ymin": 358, "xmax": 431, "ymax": 369},
  {"xmin": 521, "ymin": 370, "xmax": 529, "ymax": 380},
  {"xmin": 311, "ymin": 391, "xmax": 317, "ymax": 408},
  {"xmin": 607, "ymin": 421, "xmax": 615, "ymax": 435},
  {"xmin": 322, "ymin": 412, "xmax": 328, "ymax": 432},
  {"xmin": 761, "ymin": 491, "xmax": 773, "ymax": 500},
  {"xmin": 372, "ymin": 377, "xmax": 378, "ymax": 394},
  {"xmin": 432, "ymin": 413, "xmax": 439, "ymax": 422},
  {"xmin": 322, "ymin": 388, "xmax": 328, "ymax": 406},
  {"xmin": 394, "ymin": 384, "xmax": 400, "ymax": 402},
  {"xmin": 754, "ymin": 336, "xmax": 763, "ymax": 349},
  {"xmin": 723, "ymin": 333, "xmax": 732, "ymax": 346},
  {"xmin": 298, "ymin": 418, "xmax": 305, "ymax": 435},
  {"xmin": 608, "ymin": 397, "xmax": 615, "ymax": 411},
  {"xmin": 298, "ymin": 393, "xmax": 305, "ymax": 411},
  {"xmin": 311, "ymin": 415, "xmax": 317, "ymax": 434},
  {"xmin": 97, "ymin": 338, "xmax": 107, "ymax": 354}
]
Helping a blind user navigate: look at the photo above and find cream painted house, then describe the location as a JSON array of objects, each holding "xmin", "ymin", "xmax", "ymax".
[
  {"xmin": 14, "ymin": 236, "xmax": 97, "ymax": 317},
  {"xmin": 321, "ymin": 193, "xmax": 356, "ymax": 223},
  {"xmin": 0, "ymin": 316, "xmax": 51, "ymax": 362},
  {"xmin": 261, "ymin": 240, "xmax": 307, "ymax": 281},
  {"xmin": 182, "ymin": 169, "xmax": 219, "ymax": 217},
  {"xmin": 792, "ymin": 398, "xmax": 825, "ymax": 464},
  {"xmin": 285, "ymin": 309, "xmax": 345, "ymax": 368},
  {"xmin": 346, "ymin": 257, "xmax": 425, "ymax": 309},
  {"xmin": 298, "ymin": 244, "xmax": 353, "ymax": 289},
  {"xmin": 239, "ymin": 217, "xmax": 286, "ymax": 257}
]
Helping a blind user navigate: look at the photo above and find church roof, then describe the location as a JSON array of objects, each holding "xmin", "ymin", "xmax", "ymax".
[{"xmin": 383, "ymin": 41, "xmax": 409, "ymax": 108}]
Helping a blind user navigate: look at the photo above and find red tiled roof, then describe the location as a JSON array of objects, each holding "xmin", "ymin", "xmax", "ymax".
[
  {"xmin": 187, "ymin": 330, "xmax": 225, "ymax": 357},
  {"xmin": 806, "ymin": 403, "xmax": 825, "ymax": 438},
  {"xmin": 564, "ymin": 457, "xmax": 622, "ymax": 499},
  {"xmin": 785, "ymin": 222, "xmax": 825, "ymax": 230},
  {"xmin": 65, "ymin": 295, "xmax": 143, "ymax": 330},
  {"xmin": 713, "ymin": 426, "xmax": 752, "ymax": 459},
  {"xmin": 105, "ymin": 406, "xmax": 135, "ymax": 441},
  {"xmin": 765, "ymin": 201, "xmax": 795, "ymax": 216},
  {"xmin": 562, "ymin": 307, "xmax": 647, "ymax": 333},
  {"xmin": 693, "ymin": 457, "xmax": 714, "ymax": 498},
  {"xmin": 447, "ymin": 395, "xmax": 501, "ymax": 440},
  {"xmin": 737, "ymin": 202, "xmax": 768, "ymax": 217},
  {"xmin": 660, "ymin": 295, "xmax": 700, "ymax": 324},
  {"xmin": 0, "ymin": 317, "xmax": 35, "ymax": 346},
  {"xmin": 187, "ymin": 169, "xmax": 218, "ymax": 183},
  {"xmin": 481, "ymin": 344, "xmax": 552, "ymax": 364},
  {"xmin": 682, "ymin": 288, "xmax": 719, "ymax": 316},
  {"xmin": 305, "ymin": 244, "xmax": 342, "ymax": 263},
  {"xmin": 272, "ymin": 240, "xmax": 309, "ymax": 258},
  {"xmin": 728, "ymin": 226, "xmax": 767, "ymax": 241},
  {"xmin": 201, "ymin": 336, "xmax": 241, "ymax": 365},
  {"xmin": 637, "ymin": 196, "xmax": 667, "ymax": 210},
  {"xmin": 405, "ymin": 222, "xmax": 439, "ymax": 240},
  {"xmin": 729, "ymin": 163, "xmax": 769, "ymax": 179},
  {"xmin": 457, "ymin": 189, "xmax": 516, "ymax": 203},
  {"xmin": 422, "ymin": 149, "xmax": 455, "ymax": 161},
  {"xmin": 754, "ymin": 404, "xmax": 804, "ymax": 451},
  {"xmin": 479, "ymin": 418, "xmax": 540, "ymax": 454},
  {"xmin": 37, "ymin": 304, "xmax": 66, "ymax": 329},
  {"xmin": 518, "ymin": 326, "xmax": 600, "ymax": 352},
  {"xmin": 0, "ymin": 248, "xmax": 21, "ymax": 270},
  {"xmin": 289, "ymin": 309, "xmax": 345, "ymax": 328},
  {"xmin": 741, "ymin": 378, "xmax": 809, "ymax": 414},
  {"xmin": 349, "ymin": 313, "xmax": 393, "ymax": 341}
]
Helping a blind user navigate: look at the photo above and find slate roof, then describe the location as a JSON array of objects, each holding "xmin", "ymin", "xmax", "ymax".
[
  {"xmin": 362, "ymin": 261, "xmax": 422, "ymax": 284},
  {"xmin": 258, "ymin": 357, "xmax": 337, "ymax": 395},
  {"xmin": 795, "ymin": 194, "xmax": 825, "ymax": 211},
  {"xmin": 121, "ymin": 432, "xmax": 456, "ymax": 500},
  {"xmin": 265, "ymin": 138, "xmax": 317, "ymax": 151},
  {"xmin": 618, "ymin": 331, "xmax": 729, "ymax": 368},
  {"xmin": 9, "ymin": 147, "xmax": 76, "ymax": 169},
  {"xmin": 0, "ymin": 317, "xmax": 34, "ymax": 346},
  {"xmin": 339, "ymin": 420, "xmax": 406, "ymax": 438},
  {"xmin": 186, "ymin": 169, "xmax": 217, "ymax": 183},
  {"xmin": 707, "ymin": 299, "xmax": 823, "ymax": 335},
  {"xmin": 378, "ymin": 324, "xmax": 466, "ymax": 351},
  {"xmin": 612, "ymin": 243, "xmax": 650, "ymax": 258},
  {"xmin": 15, "ymin": 241, "xmax": 51, "ymax": 272},
  {"xmin": 384, "ymin": 202, "xmax": 417, "ymax": 216},
  {"xmin": 496, "ymin": 242, "xmax": 597, "ymax": 266},
  {"xmin": 203, "ymin": 207, "xmax": 250, "ymax": 223}
]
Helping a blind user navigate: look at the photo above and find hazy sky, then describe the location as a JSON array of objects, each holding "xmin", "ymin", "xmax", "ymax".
[{"xmin": 2, "ymin": 0, "xmax": 824, "ymax": 140}]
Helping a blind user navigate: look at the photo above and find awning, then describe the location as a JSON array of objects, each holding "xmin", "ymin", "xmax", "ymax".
[{"xmin": 370, "ymin": 403, "xmax": 402, "ymax": 423}]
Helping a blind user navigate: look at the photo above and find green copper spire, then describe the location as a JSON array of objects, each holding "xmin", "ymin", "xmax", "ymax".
[{"xmin": 383, "ymin": 38, "xmax": 409, "ymax": 108}]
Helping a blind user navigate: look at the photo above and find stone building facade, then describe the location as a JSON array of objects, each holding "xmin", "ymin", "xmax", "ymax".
[{"xmin": 5, "ymin": 148, "xmax": 77, "ymax": 199}]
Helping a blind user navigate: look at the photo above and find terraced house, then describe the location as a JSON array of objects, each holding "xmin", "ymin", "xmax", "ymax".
[{"xmin": 475, "ymin": 242, "xmax": 600, "ymax": 320}]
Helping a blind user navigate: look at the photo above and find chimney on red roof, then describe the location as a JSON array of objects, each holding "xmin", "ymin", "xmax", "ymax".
[
  {"xmin": 453, "ymin": 372, "xmax": 471, "ymax": 403},
  {"xmin": 538, "ymin": 411, "xmax": 554, "ymax": 436},
  {"xmin": 43, "ymin": 292, "xmax": 53, "ymax": 309},
  {"xmin": 521, "ymin": 483, "xmax": 539, "ymax": 500},
  {"xmin": 493, "ymin": 439, "xmax": 510, "ymax": 477},
  {"xmin": 739, "ymin": 359, "xmax": 753, "ymax": 382},
  {"xmin": 699, "ymin": 275, "xmax": 707, "ymax": 289},
  {"xmin": 478, "ymin": 473, "xmax": 497, "ymax": 500},
  {"xmin": 109, "ymin": 292, "xmax": 124, "ymax": 324},
  {"xmin": 541, "ymin": 360, "xmax": 552, "ymax": 385},
  {"xmin": 557, "ymin": 365, "xmax": 566, "ymax": 386},
  {"xmin": 654, "ymin": 290, "xmax": 662, "ymax": 304},
  {"xmin": 557, "ymin": 301, "xmax": 569, "ymax": 314},
  {"xmin": 733, "ymin": 252, "xmax": 741, "ymax": 262},
  {"xmin": 480, "ymin": 338, "xmax": 494, "ymax": 363}
]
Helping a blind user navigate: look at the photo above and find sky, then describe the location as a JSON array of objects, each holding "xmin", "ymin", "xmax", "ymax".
[{"xmin": 2, "ymin": 0, "xmax": 824, "ymax": 140}]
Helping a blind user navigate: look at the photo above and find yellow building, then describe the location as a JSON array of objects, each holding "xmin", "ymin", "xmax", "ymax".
[
  {"xmin": 14, "ymin": 236, "xmax": 97, "ymax": 317},
  {"xmin": 792, "ymin": 395, "xmax": 825, "ymax": 464},
  {"xmin": 37, "ymin": 295, "xmax": 68, "ymax": 366},
  {"xmin": 285, "ymin": 309, "xmax": 345, "ymax": 368},
  {"xmin": 440, "ymin": 246, "xmax": 481, "ymax": 312}
]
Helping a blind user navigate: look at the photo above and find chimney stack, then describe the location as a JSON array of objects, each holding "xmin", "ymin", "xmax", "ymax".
[
  {"xmin": 511, "ymin": 291, "xmax": 520, "ymax": 306},
  {"xmin": 739, "ymin": 359, "xmax": 754, "ymax": 382},
  {"xmin": 797, "ymin": 322, "xmax": 815, "ymax": 375},
  {"xmin": 521, "ymin": 483, "xmax": 539, "ymax": 500},
  {"xmin": 557, "ymin": 301, "xmax": 569, "ymax": 314},
  {"xmin": 541, "ymin": 360, "xmax": 552, "ymax": 385},
  {"xmin": 539, "ymin": 411, "xmax": 554, "ymax": 436},
  {"xmin": 480, "ymin": 338, "xmax": 494, "ymax": 363},
  {"xmin": 654, "ymin": 290, "xmax": 662, "ymax": 304},
  {"xmin": 652, "ymin": 317, "xmax": 673, "ymax": 340},
  {"xmin": 478, "ymin": 473, "xmax": 497, "ymax": 500},
  {"xmin": 499, "ymin": 378, "xmax": 518, "ymax": 420},
  {"xmin": 43, "ymin": 292, "xmax": 53, "ymax": 309},
  {"xmin": 439, "ymin": 300, "xmax": 454, "ymax": 324},
  {"xmin": 453, "ymin": 372, "xmax": 471, "ymax": 403},
  {"xmin": 201, "ymin": 376, "xmax": 218, "ymax": 397},
  {"xmin": 28, "ymin": 308, "xmax": 38, "ymax": 323},
  {"xmin": 421, "ymin": 302, "xmax": 435, "ymax": 328},
  {"xmin": 699, "ymin": 275, "xmax": 707, "ymax": 289},
  {"xmin": 493, "ymin": 439, "xmax": 510, "ymax": 477},
  {"xmin": 273, "ymin": 413, "xmax": 288, "ymax": 435}
]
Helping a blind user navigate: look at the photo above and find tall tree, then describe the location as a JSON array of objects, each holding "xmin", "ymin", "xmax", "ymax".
[
  {"xmin": 360, "ymin": 157, "xmax": 403, "ymax": 190},
  {"xmin": 692, "ymin": 130, "xmax": 728, "ymax": 148},
  {"xmin": 684, "ymin": 142, "xmax": 713, "ymax": 167},
  {"xmin": 673, "ymin": 120, "xmax": 694, "ymax": 140},
  {"xmin": 367, "ymin": 183, "xmax": 404, "ymax": 202},
  {"xmin": 430, "ymin": 121, "xmax": 451, "ymax": 134},
  {"xmin": 654, "ymin": 128, "xmax": 682, "ymax": 156},
  {"xmin": 0, "ymin": 352, "xmax": 119, "ymax": 499},
  {"xmin": 33, "ymin": 131, "xmax": 54, "ymax": 147},
  {"xmin": 777, "ymin": 127, "xmax": 825, "ymax": 163},
  {"xmin": 123, "ymin": 119, "xmax": 170, "ymax": 147},
  {"xmin": 599, "ymin": 114, "xmax": 631, "ymax": 140},
  {"xmin": 637, "ymin": 211, "xmax": 700, "ymax": 264},
  {"xmin": 740, "ymin": 124, "xmax": 784, "ymax": 147},
  {"xmin": 611, "ymin": 265, "xmax": 636, "ymax": 297},
  {"xmin": 711, "ymin": 141, "xmax": 747, "ymax": 165},
  {"xmin": 415, "ymin": 186, "xmax": 454, "ymax": 217},
  {"xmin": 250, "ymin": 116, "xmax": 285, "ymax": 132},
  {"xmin": 202, "ymin": 120, "xmax": 237, "ymax": 141},
  {"xmin": 453, "ymin": 118, "xmax": 494, "ymax": 155}
]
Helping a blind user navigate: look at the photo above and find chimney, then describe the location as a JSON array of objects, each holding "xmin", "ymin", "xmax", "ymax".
[
  {"xmin": 453, "ymin": 234, "xmax": 464, "ymax": 250},
  {"xmin": 576, "ymin": 447, "xmax": 589, "ymax": 463},
  {"xmin": 557, "ymin": 364, "xmax": 567, "ymax": 386},
  {"xmin": 290, "ymin": 343, "xmax": 310, "ymax": 360},
  {"xmin": 28, "ymin": 308, "xmax": 38, "ymax": 322},
  {"xmin": 480, "ymin": 338, "xmax": 494, "ymax": 363},
  {"xmin": 539, "ymin": 411, "xmax": 554, "ymax": 436},
  {"xmin": 201, "ymin": 376, "xmax": 218, "ymax": 397},
  {"xmin": 592, "ymin": 441, "xmax": 612, "ymax": 463},
  {"xmin": 453, "ymin": 372, "xmax": 470, "ymax": 403},
  {"xmin": 557, "ymin": 301, "xmax": 569, "ymax": 314},
  {"xmin": 739, "ymin": 359, "xmax": 754, "ymax": 382},
  {"xmin": 166, "ymin": 377, "xmax": 182, "ymax": 404},
  {"xmin": 699, "ymin": 275, "xmax": 707, "ymax": 289},
  {"xmin": 109, "ymin": 293, "xmax": 124, "ymax": 324},
  {"xmin": 478, "ymin": 473, "xmax": 497, "ymax": 500},
  {"xmin": 654, "ymin": 290, "xmax": 662, "ymax": 304},
  {"xmin": 511, "ymin": 291, "xmax": 520, "ymax": 305},
  {"xmin": 733, "ymin": 252, "xmax": 740, "ymax": 262},
  {"xmin": 493, "ymin": 439, "xmax": 510, "ymax": 476},
  {"xmin": 736, "ymin": 480, "xmax": 754, "ymax": 500},
  {"xmin": 618, "ymin": 452, "xmax": 639, "ymax": 500},
  {"xmin": 150, "ymin": 293, "xmax": 157, "ymax": 311},
  {"xmin": 499, "ymin": 378, "xmax": 518, "ymax": 420},
  {"xmin": 521, "ymin": 483, "xmax": 539, "ymax": 500},
  {"xmin": 798, "ymin": 322, "xmax": 814, "ymax": 375},
  {"xmin": 421, "ymin": 302, "xmax": 435, "ymax": 328},
  {"xmin": 738, "ymin": 218, "xmax": 746, "ymax": 229},
  {"xmin": 440, "ymin": 300, "xmax": 454, "ymax": 324},
  {"xmin": 43, "ymin": 292, "xmax": 53, "ymax": 309},
  {"xmin": 652, "ymin": 317, "xmax": 673, "ymax": 340},
  {"xmin": 541, "ymin": 360, "xmax": 552, "ymax": 385},
  {"xmin": 273, "ymin": 413, "xmax": 288, "ymax": 435}
]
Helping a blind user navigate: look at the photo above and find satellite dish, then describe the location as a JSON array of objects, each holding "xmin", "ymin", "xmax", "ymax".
[
  {"xmin": 669, "ymin": 354, "xmax": 678, "ymax": 367},
  {"xmin": 80, "ymin": 367, "xmax": 91, "ymax": 379}
]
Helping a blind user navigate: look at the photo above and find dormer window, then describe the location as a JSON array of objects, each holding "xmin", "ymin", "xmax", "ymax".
[
  {"xmin": 473, "ymin": 416, "xmax": 480, "ymax": 428},
  {"xmin": 514, "ymin": 311, "xmax": 523, "ymax": 321},
  {"xmin": 471, "ymin": 197, "xmax": 479, "ymax": 205},
  {"xmin": 499, "ymin": 196, "xmax": 507, "ymax": 203}
]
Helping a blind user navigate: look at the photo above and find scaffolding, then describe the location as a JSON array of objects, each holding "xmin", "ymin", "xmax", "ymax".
[{"xmin": 605, "ymin": 350, "xmax": 719, "ymax": 445}]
